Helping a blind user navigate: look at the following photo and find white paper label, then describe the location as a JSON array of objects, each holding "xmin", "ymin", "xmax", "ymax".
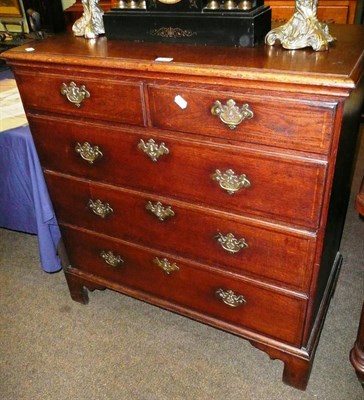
[
  {"xmin": 154, "ymin": 57, "xmax": 173, "ymax": 62},
  {"xmin": 25, "ymin": 47, "xmax": 35, "ymax": 52},
  {"xmin": 174, "ymin": 95, "xmax": 188, "ymax": 110}
]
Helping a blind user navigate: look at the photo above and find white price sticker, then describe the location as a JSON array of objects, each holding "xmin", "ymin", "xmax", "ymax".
[
  {"xmin": 154, "ymin": 57, "xmax": 174, "ymax": 62},
  {"xmin": 174, "ymin": 95, "xmax": 188, "ymax": 110}
]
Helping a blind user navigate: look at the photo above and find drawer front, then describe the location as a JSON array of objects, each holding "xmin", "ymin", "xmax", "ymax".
[
  {"xmin": 62, "ymin": 225, "xmax": 306, "ymax": 346},
  {"xmin": 147, "ymin": 84, "xmax": 335, "ymax": 154},
  {"xmin": 46, "ymin": 173, "xmax": 316, "ymax": 291},
  {"xmin": 30, "ymin": 116, "xmax": 326, "ymax": 229},
  {"xmin": 16, "ymin": 72, "xmax": 145, "ymax": 126},
  {"xmin": 268, "ymin": 4, "xmax": 351, "ymax": 24}
]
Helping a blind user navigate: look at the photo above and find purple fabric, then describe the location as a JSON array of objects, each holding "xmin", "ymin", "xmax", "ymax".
[
  {"xmin": 0, "ymin": 70, "xmax": 61, "ymax": 273},
  {"xmin": 0, "ymin": 68, "xmax": 14, "ymax": 80}
]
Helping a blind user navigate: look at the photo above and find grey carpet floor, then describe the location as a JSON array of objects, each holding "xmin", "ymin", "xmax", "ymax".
[{"xmin": 1, "ymin": 129, "xmax": 363, "ymax": 400}]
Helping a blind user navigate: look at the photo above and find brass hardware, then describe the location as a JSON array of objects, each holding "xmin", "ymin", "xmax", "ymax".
[
  {"xmin": 205, "ymin": 0, "xmax": 219, "ymax": 9},
  {"xmin": 215, "ymin": 232, "xmax": 248, "ymax": 254},
  {"xmin": 75, "ymin": 142, "xmax": 103, "ymax": 164},
  {"xmin": 128, "ymin": 0, "xmax": 139, "ymax": 8},
  {"xmin": 88, "ymin": 199, "xmax": 113, "ymax": 219},
  {"xmin": 211, "ymin": 99, "xmax": 253, "ymax": 130},
  {"xmin": 117, "ymin": 0, "xmax": 127, "ymax": 8},
  {"xmin": 146, "ymin": 201, "xmax": 175, "ymax": 221},
  {"xmin": 61, "ymin": 81, "xmax": 90, "ymax": 107},
  {"xmin": 224, "ymin": 0, "xmax": 236, "ymax": 9},
  {"xmin": 153, "ymin": 257, "xmax": 179, "ymax": 275},
  {"xmin": 265, "ymin": 0, "xmax": 335, "ymax": 51},
  {"xmin": 215, "ymin": 288, "xmax": 246, "ymax": 307},
  {"xmin": 100, "ymin": 250, "xmax": 124, "ymax": 267},
  {"xmin": 238, "ymin": 0, "xmax": 252, "ymax": 10},
  {"xmin": 212, "ymin": 169, "xmax": 251, "ymax": 195},
  {"xmin": 138, "ymin": 139, "xmax": 169, "ymax": 162}
]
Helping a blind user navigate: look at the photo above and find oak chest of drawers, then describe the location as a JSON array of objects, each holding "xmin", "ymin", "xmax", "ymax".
[{"xmin": 4, "ymin": 26, "xmax": 364, "ymax": 390}]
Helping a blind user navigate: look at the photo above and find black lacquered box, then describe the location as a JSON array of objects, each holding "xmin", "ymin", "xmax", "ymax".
[{"xmin": 103, "ymin": 0, "xmax": 271, "ymax": 47}]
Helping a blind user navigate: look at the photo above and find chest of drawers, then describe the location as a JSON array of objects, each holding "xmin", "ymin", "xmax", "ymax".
[{"xmin": 4, "ymin": 26, "xmax": 364, "ymax": 390}]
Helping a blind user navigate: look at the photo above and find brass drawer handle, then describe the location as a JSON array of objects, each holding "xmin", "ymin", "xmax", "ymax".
[
  {"xmin": 211, "ymin": 99, "xmax": 253, "ymax": 130},
  {"xmin": 100, "ymin": 250, "xmax": 124, "ymax": 267},
  {"xmin": 88, "ymin": 199, "xmax": 113, "ymax": 219},
  {"xmin": 215, "ymin": 232, "xmax": 248, "ymax": 254},
  {"xmin": 75, "ymin": 142, "xmax": 103, "ymax": 164},
  {"xmin": 138, "ymin": 138, "xmax": 169, "ymax": 162},
  {"xmin": 61, "ymin": 81, "xmax": 90, "ymax": 107},
  {"xmin": 212, "ymin": 169, "xmax": 251, "ymax": 195},
  {"xmin": 153, "ymin": 257, "xmax": 179, "ymax": 275},
  {"xmin": 215, "ymin": 288, "xmax": 246, "ymax": 307},
  {"xmin": 146, "ymin": 201, "xmax": 175, "ymax": 221}
]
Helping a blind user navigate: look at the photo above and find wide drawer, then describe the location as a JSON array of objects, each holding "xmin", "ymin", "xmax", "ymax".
[
  {"xmin": 62, "ymin": 225, "xmax": 306, "ymax": 346},
  {"xmin": 15, "ymin": 72, "xmax": 145, "ymax": 126},
  {"xmin": 46, "ymin": 172, "xmax": 316, "ymax": 291},
  {"xmin": 147, "ymin": 84, "xmax": 335, "ymax": 154},
  {"xmin": 29, "ymin": 115, "xmax": 327, "ymax": 229}
]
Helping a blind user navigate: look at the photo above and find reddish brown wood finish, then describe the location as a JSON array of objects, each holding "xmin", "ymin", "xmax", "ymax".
[
  {"xmin": 4, "ymin": 25, "xmax": 364, "ymax": 390},
  {"xmin": 61, "ymin": 224, "xmax": 306, "ymax": 346},
  {"xmin": 15, "ymin": 72, "xmax": 145, "ymax": 126},
  {"xmin": 266, "ymin": 0, "xmax": 358, "ymax": 24},
  {"xmin": 28, "ymin": 115, "xmax": 326, "ymax": 229},
  {"xmin": 147, "ymin": 83, "xmax": 336, "ymax": 154},
  {"xmin": 44, "ymin": 171, "xmax": 316, "ymax": 291}
]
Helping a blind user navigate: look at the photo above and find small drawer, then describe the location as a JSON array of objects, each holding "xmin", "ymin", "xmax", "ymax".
[
  {"xmin": 29, "ymin": 115, "xmax": 327, "ymax": 229},
  {"xmin": 147, "ymin": 84, "xmax": 335, "ymax": 154},
  {"xmin": 46, "ymin": 172, "xmax": 316, "ymax": 291},
  {"xmin": 62, "ymin": 225, "xmax": 306, "ymax": 346},
  {"xmin": 15, "ymin": 72, "xmax": 145, "ymax": 126}
]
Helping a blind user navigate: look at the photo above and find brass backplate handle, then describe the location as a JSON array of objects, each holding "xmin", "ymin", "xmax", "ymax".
[
  {"xmin": 215, "ymin": 232, "xmax": 248, "ymax": 254},
  {"xmin": 75, "ymin": 142, "xmax": 103, "ymax": 164},
  {"xmin": 88, "ymin": 199, "xmax": 113, "ymax": 219},
  {"xmin": 138, "ymin": 138, "xmax": 169, "ymax": 162},
  {"xmin": 211, "ymin": 99, "xmax": 253, "ymax": 130},
  {"xmin": 212, "ymin": 169, "xmax": 251, "ymax": 195},
  {"xmin": 153, "ymin": 257, "xmax": 179, "ymax": 275},
  {"xmin": 61, "ymin": 81, "xmax": 90, "ymax": 107},
  {"xmin": 215, "ymin": 288, "xmax": 246, "ymax": 307},
  {"xmin": 146, "ymin": 201, "xmax": 175, "ymax": 221},
  {"xmin": 100, "ymin": 250, "xmax": 124, "ymax": 267}
]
